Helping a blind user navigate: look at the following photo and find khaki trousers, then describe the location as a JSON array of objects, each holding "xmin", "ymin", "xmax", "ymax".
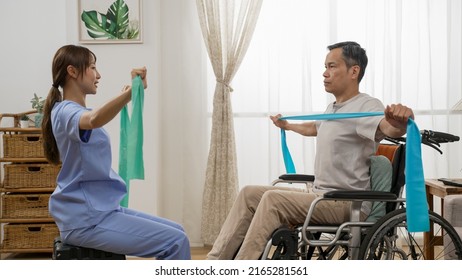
[{"xmin": 207, "ymin": 185, "xmax": 362, "ymax": 260}]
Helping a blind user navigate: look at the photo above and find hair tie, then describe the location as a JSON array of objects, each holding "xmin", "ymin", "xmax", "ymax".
[{"xmin": 52, "ymin": 83, "xmax": 59, "ymax": 89}]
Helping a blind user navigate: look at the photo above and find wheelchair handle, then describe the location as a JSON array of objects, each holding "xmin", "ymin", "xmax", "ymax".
[
  {"xmin": 421, "ymin": 129, "xmax": 460, "ymax": 143},
  {"xmin": 385, "ymin": 130, "xmax": 459, "ymax": 155}
]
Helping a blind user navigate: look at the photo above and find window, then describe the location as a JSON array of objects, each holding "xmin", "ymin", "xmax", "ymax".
[{"xmin": 207, "ymin": 0, "xmax": 462, "ymax": 188}]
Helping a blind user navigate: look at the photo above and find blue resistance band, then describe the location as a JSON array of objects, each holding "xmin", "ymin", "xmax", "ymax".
[{"xmin": 279, "ymin": 112, "xmax": 429, "ymax": 232}]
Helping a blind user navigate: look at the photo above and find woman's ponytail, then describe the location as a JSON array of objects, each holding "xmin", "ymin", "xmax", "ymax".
[{"xmin": 41, "ymin": 86, "xmax": 62, "ymax": 165}]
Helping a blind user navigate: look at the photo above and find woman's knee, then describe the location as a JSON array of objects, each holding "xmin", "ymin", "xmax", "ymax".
[
  {"xmin": 169, "ymin": 230, "xmax": 189, "ymax": 249},
  {"xmin": 169, "ymin": 221, "xmax": 186, "ymax": 232},
  {"xmin": 162, "ymin": 230, "xmax": 191, "ymax": 260},
  {"xmin": 161, "ymin": 224, "xmax": 189, "ymax": 246}
]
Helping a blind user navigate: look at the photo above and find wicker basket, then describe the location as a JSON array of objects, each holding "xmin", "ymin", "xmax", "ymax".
[
  {"xmin": 1, "ymin": 223, "xmax": 59, "ymax": 249},
  {"xmin": 1, "ymin": 193, "xmax": 52, "ymax": 219},
  {"xmin": 2, "ymin": 133, "xmax": 45, "ymax": 158},
  {"xmin": 2, "ymin": 163, "xmax": 60, "ymax": 189}
]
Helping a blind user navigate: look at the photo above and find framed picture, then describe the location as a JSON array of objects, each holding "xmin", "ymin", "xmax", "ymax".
[{"xmin": 78, "ymin": 0, "xmax": 142, "ymax": 44}]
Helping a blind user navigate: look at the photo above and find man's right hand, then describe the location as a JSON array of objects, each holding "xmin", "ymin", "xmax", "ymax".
[
  {"xmin": 270, "ymin": 114, "xmax": 290, "ymax": 130},
  {"xmin": 270, "ymin": 114, "xmax": 318, "ymax": 136}
]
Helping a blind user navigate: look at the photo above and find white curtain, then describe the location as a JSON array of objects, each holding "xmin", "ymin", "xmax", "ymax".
[
  {"xmin": 197, "ymin": 0, "xmax": 263, "ymax": 245},
  {"xmin": 207, "ymin": 0, "xmax": 461, "ymax": 191}
]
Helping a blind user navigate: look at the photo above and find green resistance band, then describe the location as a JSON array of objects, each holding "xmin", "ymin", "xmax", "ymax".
[{"xmin": 119, "ymin": 75, "xmax": 145, "ymax": 207}]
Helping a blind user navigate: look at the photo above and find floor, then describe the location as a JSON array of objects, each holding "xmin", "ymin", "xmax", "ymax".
[
  {"xmin": 0, "ymin": 246, "xmax": 212, "ymax": 260},
  {"xmin": 191, "ymin": 246, "xmax": 211, "ymax": 260}
]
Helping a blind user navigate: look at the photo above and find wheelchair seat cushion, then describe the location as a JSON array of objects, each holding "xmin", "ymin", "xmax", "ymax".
[{"xmin": 368, "ymin": 155, "xmax": 393, "ymax": 221}]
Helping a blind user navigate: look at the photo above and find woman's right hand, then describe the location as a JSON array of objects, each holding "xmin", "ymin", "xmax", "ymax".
[{"xmin": 131, "ymin": 66, "xmax": 148, "ymax": 89}]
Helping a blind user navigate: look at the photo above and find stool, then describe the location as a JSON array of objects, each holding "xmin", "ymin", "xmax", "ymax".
[
  {"xmin": 443, "ymin": 195, "xmax": 462, "ymax": 260},
  {"xmin": 52, "ymin": 237, "xmax": 126, "ymax": 260}
]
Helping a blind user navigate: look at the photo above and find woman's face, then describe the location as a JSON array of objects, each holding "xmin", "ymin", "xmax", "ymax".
[{"xmin": 80, "ymin": 57, "xmax": 101, "ymax": 95}]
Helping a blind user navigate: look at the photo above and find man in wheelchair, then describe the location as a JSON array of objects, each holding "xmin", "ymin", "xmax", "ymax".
[{"xmin": 206, "ymin": 41, "xmax": 415, "ymax": 260}]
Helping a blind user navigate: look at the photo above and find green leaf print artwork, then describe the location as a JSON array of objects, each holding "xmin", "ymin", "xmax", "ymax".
[{"xmin": 81, "ymin": 0, "xmax": 140, "ymax": 40}]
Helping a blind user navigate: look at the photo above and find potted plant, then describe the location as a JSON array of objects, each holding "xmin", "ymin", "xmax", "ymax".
[
  {"xmin": 30, "ymin": 93, "xmax": 45, "ymax": 127},
  {"xmin": 20, "ymin": 114, "xmax": 30, "ymax": 128}
]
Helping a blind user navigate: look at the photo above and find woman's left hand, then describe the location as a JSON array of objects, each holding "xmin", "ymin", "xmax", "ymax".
[{"xmin": 131, "ymin": 67, "xmax": 148, "ymax": 89}]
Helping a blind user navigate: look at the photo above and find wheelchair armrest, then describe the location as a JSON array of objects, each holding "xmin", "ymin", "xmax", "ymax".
[
  {"xmin": 278, "ymin": 174, "xmax": 315, "ymax": 182},
  {"xmin": 323, "ymin": 190, "xmax": 397, "ymax": 200}
]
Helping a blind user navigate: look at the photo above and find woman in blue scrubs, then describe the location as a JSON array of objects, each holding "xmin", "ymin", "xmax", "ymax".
[{"xmin": 41, "ymin": 45, "xmax": 191, "ymax": 260}]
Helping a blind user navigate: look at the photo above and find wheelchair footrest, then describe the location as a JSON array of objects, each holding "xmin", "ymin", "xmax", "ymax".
[{"xmin": 52, "ymin": 237, "xmax": 126, "ymax": 260}]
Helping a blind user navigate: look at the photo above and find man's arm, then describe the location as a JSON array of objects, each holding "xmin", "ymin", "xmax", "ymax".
[
  {"xmin": 378, "ymin": 104, "xmax": 414, "ymax": 138},
  {"xmin": 270, "ymin": 114, "xmax": 317, "ymax": 137}
]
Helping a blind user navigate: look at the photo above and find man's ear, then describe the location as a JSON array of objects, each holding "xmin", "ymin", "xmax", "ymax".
[
  {"xmin": 350, "ymin": 65, "xmax": 360, "ymax": 80},
  {"xmin": 67, "ymin": 65, "xmax": 79, "ymax": 79}
]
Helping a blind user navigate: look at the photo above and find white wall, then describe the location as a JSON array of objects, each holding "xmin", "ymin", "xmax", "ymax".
[
  {"xmin": 0, "ymin": 0, "xmax": 207, "ymax": 245},
  {"xmin": 158, "ymin": 1, "xmax": 208, "ymax": 246}
]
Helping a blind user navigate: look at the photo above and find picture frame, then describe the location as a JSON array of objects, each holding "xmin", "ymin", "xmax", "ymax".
[{"xmin": 78, "ymin": 0, "xmax": 142, "ymax": 44}]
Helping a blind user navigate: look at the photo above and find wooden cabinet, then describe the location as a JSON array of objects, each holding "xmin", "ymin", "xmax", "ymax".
[{"xmin": 0, "ymin": 112, "xmax": 60, "ymax": 259}]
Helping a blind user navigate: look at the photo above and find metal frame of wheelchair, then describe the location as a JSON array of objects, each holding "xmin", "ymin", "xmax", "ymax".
[
  {"xmin": 263, "ymin": 182, "xmax": 462, "ymax": 260},
  {"xmin": 264, "ymin": 203, "xmax": 462, "ymax": 260},
  {"xmin": 262, "ymin": 132, "xmax": 462, "ymax": 260}
]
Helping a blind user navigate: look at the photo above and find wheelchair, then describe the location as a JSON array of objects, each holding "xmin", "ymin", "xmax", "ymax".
[{"xmin": 262, "ymin": 130, "xmax": 462, "ymax": 260}]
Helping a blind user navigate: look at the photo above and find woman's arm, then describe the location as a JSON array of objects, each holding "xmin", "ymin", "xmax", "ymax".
[
  {"xmin": 79, "ymin": 67, "xmax": 147, "ymax": 130},
  {"xmin": 79, "ymin": 86, "xmax": 132, "ymax": 130}
]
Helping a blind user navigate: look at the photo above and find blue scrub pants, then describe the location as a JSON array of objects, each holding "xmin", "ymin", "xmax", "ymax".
[{"xmin": 61, "ymin": 207, "xmax": 191, "ymax": 260}]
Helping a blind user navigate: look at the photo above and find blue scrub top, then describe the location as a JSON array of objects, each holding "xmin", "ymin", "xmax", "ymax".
[{"xmin": 49, "ymin": 101, "xmax": 127, "ymax": 231}]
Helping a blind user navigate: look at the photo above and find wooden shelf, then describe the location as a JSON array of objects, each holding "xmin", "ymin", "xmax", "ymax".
[
  {"xmin": 0, "ymin": 248, "xmax": 53, "ymax": 254},
  {"xmin": 1, "ymin": 122, "xmax": 59, "ymax": 258},
  {"xmin": 0, "ymin": 218, "xmax": 55, "ymax": 223},
  {"xmin": 0, "ymin": 187, "xmax": 55, "ymax": 193},
  {"xmin": 0, "ymin": 127, "xmax": 41, "ymax": 133},
  {"xmin": 0, "ymin": 158, "xmax": 49, "ymax": 163}
]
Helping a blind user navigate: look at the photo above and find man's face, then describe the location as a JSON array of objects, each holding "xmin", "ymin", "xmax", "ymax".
[{"xmin": 323, "ymin": 48, "xmax": 356, "ymax": 95}]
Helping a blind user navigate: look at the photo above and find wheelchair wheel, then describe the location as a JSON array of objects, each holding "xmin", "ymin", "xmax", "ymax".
[{"xmin": 359, "ymin": 209, "xmax": 462, "ymax": 260}]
